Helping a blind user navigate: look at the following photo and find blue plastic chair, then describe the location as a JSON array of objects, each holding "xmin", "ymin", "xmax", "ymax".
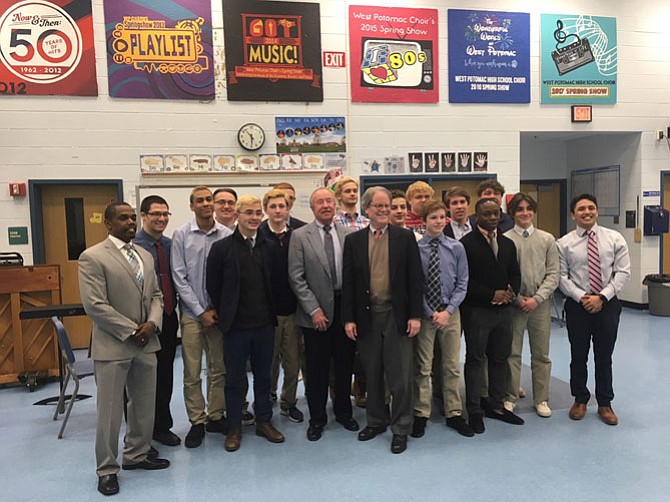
[{"xmin": 51, "ymin": 316, "xmax": 94, "ymax": 439}]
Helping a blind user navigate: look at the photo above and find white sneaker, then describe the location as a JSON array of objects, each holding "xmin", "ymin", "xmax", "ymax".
[
  {"xmin": 518, "ymin": 387, "xmax": 526, "ymax": 398},
  {"xmin": 503, "ymin": 400, "xmax": 516, "ymax": 412},
  {"xmin": 535, "ymin": 401, "xmax": 552, "ymax": 417}
]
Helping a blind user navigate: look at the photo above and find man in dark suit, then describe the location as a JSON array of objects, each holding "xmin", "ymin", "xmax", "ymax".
[
  {"xmin": 207, "ymin": 195, "xmax": 284, "ymax": 452},
  {"xmin": 342, "ymin": 186, "xmax": 423, "ymax": 454},
  {"xmin": 79, "ymin": 202, "xmax": 169, "ymax": 496},
  {"xmin": 288, "ymin": 187, "xmax": 357, "ymax": 442},
  {"xmin": 460, "ymin": 198, "xmax": 523, "ymax": 434},
  {"xmin": 133, "ymin": 195, "xmax": 180, "ymax": 447}
]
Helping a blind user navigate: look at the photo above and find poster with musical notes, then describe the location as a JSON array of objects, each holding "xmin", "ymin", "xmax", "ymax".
[{"xmin": 541, "ymin": 14, "xmax": 617, "ymax": 104}]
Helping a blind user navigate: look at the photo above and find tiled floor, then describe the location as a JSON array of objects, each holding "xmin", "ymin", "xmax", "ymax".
[{"xmin": 2, "ymin": 308, "xmax": 670, "ymax": 501}]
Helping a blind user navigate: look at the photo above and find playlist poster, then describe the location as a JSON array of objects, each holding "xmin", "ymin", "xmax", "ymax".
[
  {"xmin": 348, "ymin": 5, "xmax": 438, "ymax": 103},
  {"xmin": 448, "ymin": 9, "xmax": 530, "ymax": 103},
  {"xmin": 0, "ymin": 0, "xmax": 97, "ymax": 96},
  {"xmin": 541, "ymin": 14, "xmax": 617, "ymax": 104},
  {"xmin": 104, "ymin": 0, "xmax": 214, "ymax": 100},
  {"xmin": 223, "ymin": 0, "xmax": 323, "ymax": 102}
]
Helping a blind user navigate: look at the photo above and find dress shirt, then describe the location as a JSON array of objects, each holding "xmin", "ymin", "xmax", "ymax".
[
  {"xmin": 418, "ymin": 233, "xmax": 468, "ymax": 317},
  {"xmin": 315, "ymin": 220, "xmax": 343, "ymax": 290},
  {"xmin": 512, "ymin": 225, "xmax": 535, "ymax": 237},
  {"xmin": 557, "ymin": 223, "xmax": 631, "ymax": 302},
  {"xmin": 334, "ymin": 210, "xmax": 370, "ymax": 230},
  {"xmin": 369, "ymin": 225, "xmax": 388, "ymax": 237},
  {"xmin": 171, "ymin": 219, "xmax": 232, "ymax": 319},
  {"xmin": 449, "ymin": 220, "xmax": 472, "ymax": 240},
  {"xmin": 109, "ymin": 234, "xmax": 144, "ymax": 277},
  {"xmin": 478, "ymin": 226, "xmax": 497, "ymax": 241}
]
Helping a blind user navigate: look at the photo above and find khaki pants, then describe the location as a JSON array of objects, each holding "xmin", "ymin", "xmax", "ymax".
[
  {"xmin": 414, "ymin": 309, "xmax": 464, "ymax": 419},
  {"xmin": 180, "ymin": 314, "xmax": 226, "ymax": 424},
  {"xmin": 506, "ymin": 300, "xmax": 552, "ymax": 404},
  {"xmin": 270, "ymin": 314, "xmax": 302, "ymax": 409}
]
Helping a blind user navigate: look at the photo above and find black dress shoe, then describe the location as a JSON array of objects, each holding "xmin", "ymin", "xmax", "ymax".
[
  {"xmin": 411, "ymin": 416, "xmax": 427, "ymax": 438},
  {"xmin": 357, "ymin": 425, "xmax": 387, "ymax": 441},
  {"xmin": 469, "ymin": 414, "xmax": 485, "ymax": 434},
  {"xmin": 148, "ymin": 446, "xmax": 159, "ymax": 459},
  {"xmin": 122, "ymin": 457, "xmax": 170, "ymax": 470},
  {"xmin": 153, "ymin": 430, "xmax": 181, "ymax": 446},
  {"xmin": 446, "ymin": 416, "xmax": 475, "ymax": 438},
  {"xmin": 486, "ymin": 408, "xmax": 525, "ymax": 425},
  {"xmin": 205, "ymin": 417, "xmax": 229, "ymax": 434},
  {"xmin": 306, "ymin": 424, "xmax": 324, "ymax": 441},
  {"xmin": 391, "ymin": 434, "xmax": 407, "ymax": 454},
  {"xmin": 97, "ymin": 474, "xmax": 119, "ymax": 496},
  {"xmin": 184, "ymin": 423, "xmax": 205, "ymax": 448},
  {"xmin": 335, "ymin": 416, "xmax": 360, "ymax": 431}
]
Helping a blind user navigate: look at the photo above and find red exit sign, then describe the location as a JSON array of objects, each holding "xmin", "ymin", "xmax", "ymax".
[{"xmin": 323, "ymin": 51, "xmax": 345, "ymax": 68}]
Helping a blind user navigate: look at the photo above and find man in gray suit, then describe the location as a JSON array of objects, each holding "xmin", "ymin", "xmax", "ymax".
[
  {"xmin": 288, "ymin": 188, "xmax": 358, "ymax": 442},
  {"xmin": 79, "ymin": 202, "xmax": 169, "ymax": 496}
]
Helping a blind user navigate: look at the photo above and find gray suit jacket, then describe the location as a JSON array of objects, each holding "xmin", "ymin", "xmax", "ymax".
[
  {"xmin": 288, "ymin": 220, "xmax": 352, "ymax": 329},
  {"xmin": 78, "ymin": 237, "xmax": 163, "ymax": 361}
]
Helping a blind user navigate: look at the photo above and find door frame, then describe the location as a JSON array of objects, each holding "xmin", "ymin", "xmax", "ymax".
[
  {"xmin": 519, "ymin": 178, "xmax": 567, "ymax": 236},
  {"xmin": 29, "ymin": 179, "xmax": 123, "ymax": 264},
  {"xmin": 660, "ymin": 170, "xmax": 670, "ymax": 274}
]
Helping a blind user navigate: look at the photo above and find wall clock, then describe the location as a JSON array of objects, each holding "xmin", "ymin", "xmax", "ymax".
[{"xmin": 237, "ymin": 123, "xmax": 265, "ymax": 151}]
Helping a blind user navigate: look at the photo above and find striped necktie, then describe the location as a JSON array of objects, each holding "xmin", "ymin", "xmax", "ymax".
[
  {"xmin": 123, "ymin": 243, "xmax": 144, "ymax": 288},
  {"xmin": 587, "ymin": 230, "xmax": 603, "ymax": 293}
]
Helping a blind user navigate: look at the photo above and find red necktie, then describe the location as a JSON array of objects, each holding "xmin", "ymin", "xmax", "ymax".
[
  {"xmin": 374, "ymin": 229, "xmax": 382, "ymax": 240},
  {"xmin": 155, "ymin": 240, "xmax": 175, "ymax": 315},
  {"xmin": 587, "ymin": 230, "xmax": 603, "ymax": 294}
]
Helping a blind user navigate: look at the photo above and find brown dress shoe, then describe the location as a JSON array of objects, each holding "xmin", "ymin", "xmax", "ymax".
[
  {"xmin": 598, "ymin": 406, "xmax": 619, "ymax": 425},
  {"xmin": 255, "ymin": 421, "xmax": 285, "ymax": 443},
  {"xmin": 569, "ymin": 402, "xmax": 587, "ymax": 420},
  {"xmin": 225, "ymin": 429, "xmax": 242, "ymax": 452}
]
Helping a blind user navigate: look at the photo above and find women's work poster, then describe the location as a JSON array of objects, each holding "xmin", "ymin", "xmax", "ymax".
[
  {"xmin": 349, "ymin": 5, "xmax": 438, "ymax": 103},
  {"xmin": 104, "ymin": 0, "xmax": 214, "ymax": 100},
  {"xmin": 0, "ymin": 0, "xmax": 97, "ymax": 96}
]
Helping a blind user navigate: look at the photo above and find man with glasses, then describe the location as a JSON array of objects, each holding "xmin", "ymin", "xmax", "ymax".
[
  {"xmin": 342, "ymin": 186, "xmax": 423, "ymax": 454},
  {"xmin": 134, "ymin": 195, "xmax": 180, "ymax": 447},
  {"xmin": 172, "ymin": 186, "xmax": 231, "ymax": 448},
  {"xmin": 213, "ymin": 188, "xmax": 238, "ymax": 231}
]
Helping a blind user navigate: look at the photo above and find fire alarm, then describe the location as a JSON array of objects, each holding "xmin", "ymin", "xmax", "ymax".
[{"xmin": 9, "ymin": 182, "xmax": 26, "ymax": 197}]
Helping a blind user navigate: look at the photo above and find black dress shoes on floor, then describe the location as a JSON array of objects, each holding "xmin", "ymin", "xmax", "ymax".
[
  {"xmin": 411, "ymin": 416, "xmax": 427, "ymax": 438},
  {"xmin": 358, "ymin": 425, "xmax": 387, "ymax": 441},
  {"xmin": 122, "ymin": 457, "xmax": 170, "ymax": 471},
  {"xmin": 469, "ymin": 414, "xmax": 485, "ymax": 434},
  {"xmin": 97, "ymin": 474, "xmax": 119, "ymax": 496},
  {"xmin": 391, "ymin": 434, "xmax": 407, "ymax": 454},
  {"xmin": 486, "ymin": 408, "xmax": 525, "ymax": 425},
  {"xmin": 153, "ymin": 430, "xmax": 181, "ymax": 446},
  {"xmin": 306, "ymin": 424, "xmax": 324, "ymax": 441},
  {"xmin": 335, "ymin": 416, "xmax": 360, "ymax": 431},
  {"xmin": 446, "ymin": 416, "xmax": 475, "ymax": 437}
]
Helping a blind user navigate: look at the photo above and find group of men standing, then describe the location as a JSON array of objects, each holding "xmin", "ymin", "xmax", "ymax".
[{"xmin": 78, "ymin": 176, "xmax": 630, "ymax": 496}]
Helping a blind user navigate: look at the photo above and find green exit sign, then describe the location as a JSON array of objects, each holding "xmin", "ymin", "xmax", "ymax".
[{"xmin": 8, "ymin": 226, "xmax": 28, "ymax": 245}]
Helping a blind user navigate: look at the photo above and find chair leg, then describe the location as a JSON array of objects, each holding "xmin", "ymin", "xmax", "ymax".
[
  {"xmin": 58, "ymin": 375, "xmax": 79, "ymax": 439},
  {"xmin": 53, "ymin": 371, "xmax": 71, "ymax": 421}
]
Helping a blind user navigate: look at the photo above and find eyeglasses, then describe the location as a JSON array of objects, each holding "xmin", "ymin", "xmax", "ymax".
[
  {"xmin": 214, "ymin": 200, "xmax": 236, "ymax": 206},
  {"xmin": 369, "ymin": 204, "xmax": 390, "ymax": 210},
  {"xmin": 146, "ymin": 212, "xmax": 171, "ymax": 218}
]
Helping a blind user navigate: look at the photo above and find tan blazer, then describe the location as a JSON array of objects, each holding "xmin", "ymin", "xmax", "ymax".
[{"xmin": 78, "ymin": 237, "xmax": 163, "ymax": 361}]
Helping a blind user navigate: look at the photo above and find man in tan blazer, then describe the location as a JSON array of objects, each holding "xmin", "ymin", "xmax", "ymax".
[{"xmin": 79, "ymin": 202, "xmax": 169, "ymax": 496}]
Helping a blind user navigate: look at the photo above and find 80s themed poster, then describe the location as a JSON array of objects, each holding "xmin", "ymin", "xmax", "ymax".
[
  {"xmin": 541, "ymin": 14, "xmax": 617, "ymax": 104},
  {"xmin": 349, "ymin": 5, "xmax": 438, "ymax": 103},
  {"xmin": 0, "ymin": 0, "xmax": 97, "ymax": 95},
  {"xmin": 223, "ymin": 0, "xmax": 323, "ymax": 102},
  {"xmin": 104, "ymin": 0, "xmax": 214, "ymax": 100},
  {"xmin": 448, "ymin": 9, "xmax": 530, "ymax": 103}
]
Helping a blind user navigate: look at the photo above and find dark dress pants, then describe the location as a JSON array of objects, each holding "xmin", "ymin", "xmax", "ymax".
[
  {"xmin": 223, "ymin": 325, "xmax": 274, "ymax": 430},
  {"xmin": 154, "ymin": 310, "xmax": 178, "ymax": 434},
  {"xmin": 565, "ymin": 297, "xmax": 621, "ymax": 406},
  {"xmin": 302, "ymin": 295, "xmax": 356, "ymax": 426},
  {"xmin": 462, "ymin": 306, "xmax": 513, "ymax": 416}
]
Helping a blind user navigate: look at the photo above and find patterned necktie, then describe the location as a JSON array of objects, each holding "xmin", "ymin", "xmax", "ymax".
[
  {"xmin": 523, "ymin": 230, "xmax": 529, "ymax": 238},
  {"xmin": 155, "ymin": 240, "xmax": 174, "ymax": 315},
  {"xmin": 587, "ymin": 230, "xmax": 603, "ymax": 293},
  {"xmin": 488, "ymin": 230, "xmax": 498, "ymax": 259},
  {"xmin": 123, "ymin": 243, "xmax": 143, "ymax": 288},
  {"xmin": 426, "ymin": 238, "xmax": 442, "ymax": 311},
  {"xmin": 323, "ymin": 225, "xmax": 337, "ymax": 288}
]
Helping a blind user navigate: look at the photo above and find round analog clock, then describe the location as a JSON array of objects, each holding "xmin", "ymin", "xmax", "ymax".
[{"xmin": 237, "ymin": 123, "xmax": 265, "ymax": 151}]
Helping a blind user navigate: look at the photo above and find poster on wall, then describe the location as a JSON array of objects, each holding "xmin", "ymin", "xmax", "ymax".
[
  {"xmin": 448, "ymin": 9, "xmax": 530, "ymax": 103},
  {"xmin": 348, "ymin": 5, "xmax": 438, "ymax": 103},
  {"xmin": 541, "ymin": 14, "xmax": 617, "ymax": 104},
  {"xmin": 0, "ymin": 0, "xmax": 97, "ymax": 96},
  {"xmin": 223, "ymin": 0, "xmax": 323, "ymax": 102},
  {"xmin": 103, "ymin": 0, "xmax": 214, "ymax": 100},
  {"xmin": 275, "ymin": 116, "xmax": 345, "ymax": 153}
]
